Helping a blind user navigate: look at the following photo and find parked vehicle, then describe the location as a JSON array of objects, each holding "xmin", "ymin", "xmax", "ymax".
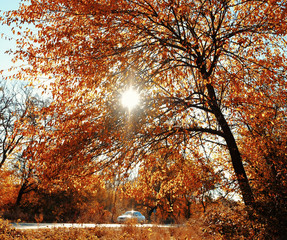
[{"xmin": 117, "ymin": 210, "xmax": 146, "ymax": 223}]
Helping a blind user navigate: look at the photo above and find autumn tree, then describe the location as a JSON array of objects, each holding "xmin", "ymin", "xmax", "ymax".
[
  {"xmin": 3, "ymin": 0, "xmax": 287, "ymax": 209},
  {"xmin": 0, "ymin": 166, "xmax": 18, "ymax": 209},
  {"xmin": 13, "ymin": 95, "xmax": 50, "ymax": 206},
  {"xmin": 0, "ymin": 83, "xmax": 50, "ymax": 209},
  {"xmin": 0, "ymin": 82, "xmax": 41, "ymax": 212},
  {"xmin": 238, "ymin": 103, "xmax": 287, "ymax": 235},
  {"xmin": 0, "ymin": 82, "xmax": 25, "ymax": 169},
  {"xmin": 123, "ymin": 148, "xmax": 220, "ymax": 222}
]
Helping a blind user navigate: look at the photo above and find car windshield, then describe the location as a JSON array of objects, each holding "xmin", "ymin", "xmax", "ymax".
[{"xmin": 124, "ymin": 211, "xmax": 140, "ymax": 216}]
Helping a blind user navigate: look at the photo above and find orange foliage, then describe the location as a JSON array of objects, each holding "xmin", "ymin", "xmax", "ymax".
[
  {"xmin": 237, "ymin": 105, "xmax": 287, "ymax": 236},
  {"xmin": 0, "ymin": 167, "xmax": 18, "ymax": 208},
  {"xmin": 122, "ymin": 148, "xmax": 220, "ymax": 222},
  {"xmin": 2, "ymin": 0, "xmax": 287, "ymax": 209}
]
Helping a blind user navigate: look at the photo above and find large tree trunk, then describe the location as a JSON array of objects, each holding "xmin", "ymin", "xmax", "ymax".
[
  {"xmin": 15, "ymin": 180, "xmax": 35, "ymax": 206},
  {"xmin": 15, "ymin": 182, "xmax": 27, "ymax": 206},
  {"xmin": 206, "ymin": 83, "xmax": 255, "ymax": 206},
  {"xmin": 147, "ymin": 206, "xmax": 157, "ymax": 222}
]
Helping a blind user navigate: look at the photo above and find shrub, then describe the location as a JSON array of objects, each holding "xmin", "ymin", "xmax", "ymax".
[
  {"xmin": 204, "ymin": 203, "xmax": 287, "ymax": 240},
  {"xmin": 0, "ymin": 218, "xmax": 21, "ymax": 240}
]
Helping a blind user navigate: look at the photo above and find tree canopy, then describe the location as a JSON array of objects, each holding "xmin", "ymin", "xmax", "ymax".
[{"xmin": 2, "ymin": 0, "xmax": 287, "ymax": 207}]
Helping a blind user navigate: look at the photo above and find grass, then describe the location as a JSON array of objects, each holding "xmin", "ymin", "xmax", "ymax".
[{"xmin": 1, "ymin": 219, "xmax": 217, "ymax": 240}]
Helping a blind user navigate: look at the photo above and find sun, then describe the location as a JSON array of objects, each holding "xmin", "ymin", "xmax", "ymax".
[{"xmin": 121, "ymin": 87, "xmax": 140, "ymax": 111}]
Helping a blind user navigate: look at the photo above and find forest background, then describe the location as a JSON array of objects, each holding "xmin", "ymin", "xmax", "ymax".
[{"xmin": 0, "ymin": 1, "xmax": 286, "ymax": 239}]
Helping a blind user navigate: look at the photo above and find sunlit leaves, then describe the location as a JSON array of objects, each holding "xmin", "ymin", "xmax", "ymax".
[{"xmin": 1, "ymin": 0, "xmax": 287, "ymax": 207}]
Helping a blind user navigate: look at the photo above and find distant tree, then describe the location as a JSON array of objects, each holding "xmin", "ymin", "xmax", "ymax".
[
  {"xmin": 0, "ymin": 165, "xmax": 18, "ymax": 208},
  {"xmin": 123, "ymin": 147, "xmax": 220, "ymax": 222},
  {"xmin": 13, "ymin": 95, "xmax": 50, "ymax": 206},
  {"xmin": 3, "ymin": 0, "xmax": 287, "ymax": 209},
  {"xmin": 0, "ymin": 81, "xmax": 49, "ymax": 206},
  {"xmin": 0, "ymin": 83, "xmax": 25, "ymax": 169}
]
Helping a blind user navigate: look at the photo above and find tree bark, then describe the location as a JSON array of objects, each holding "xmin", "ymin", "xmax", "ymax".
[
  {"xmin": 147, "ymin": 206, "xmax": 157, "ymax": 222},
  {"xmin": 15, "ymin": 180, "xmax": 35, "ymax": 206},
  {"xmin": 206, "ymin": 83, "xmax": 255, "ymax": 206},
  {"xmin": 16, "ymin": 182, "xmax": 27, "ymax": 206}
]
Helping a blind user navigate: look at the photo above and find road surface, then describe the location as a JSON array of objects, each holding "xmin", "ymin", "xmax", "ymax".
[{"xmin": 11, "ymin": 223, "xmax": 177, "ymax": 230}]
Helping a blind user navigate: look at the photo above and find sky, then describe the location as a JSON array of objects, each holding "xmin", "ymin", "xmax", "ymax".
[{"xmin": 0, "ymin": 0, "xmax": 22, "ymax": 77}]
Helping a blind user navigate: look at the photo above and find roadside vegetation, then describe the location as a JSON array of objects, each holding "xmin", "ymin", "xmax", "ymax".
[
  {"xmin": 1, "ymin": 198, "xmax": 286, "ymax": 239},
  {"xmin": 0, "ymin": 218, "xmax": 212, "ymax": 240}
]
